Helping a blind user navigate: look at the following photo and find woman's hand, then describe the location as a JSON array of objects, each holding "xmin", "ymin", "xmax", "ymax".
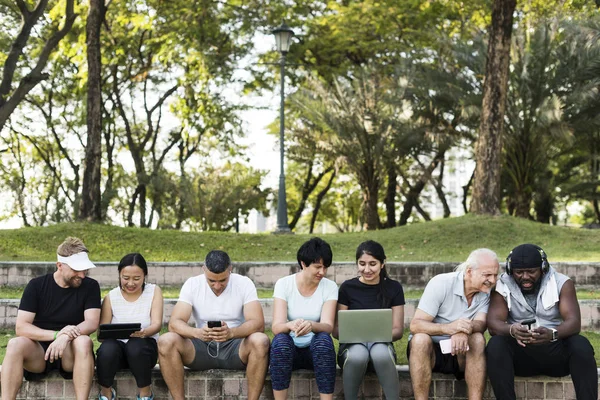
[
  {"xmin": 287, "ymin": 319, "xmax": 303, "ymax": 333},
  {"xmin": 295, "ymin": 320, "xmax": 313, "ymax": 337},
  {"xmin": 130, "ymin": 328, "xmax": 148, "ymax": 338}
]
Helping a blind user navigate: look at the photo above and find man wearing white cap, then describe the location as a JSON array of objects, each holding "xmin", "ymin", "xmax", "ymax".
[{"xmin": 1, "ymin": 237, "xmax": 101, "ymax": 400}]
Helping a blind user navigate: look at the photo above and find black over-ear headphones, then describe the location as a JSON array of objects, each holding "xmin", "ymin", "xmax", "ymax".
[{"xmin": 505, "ymin": 244, "xmax": 549, "ymax": 275}]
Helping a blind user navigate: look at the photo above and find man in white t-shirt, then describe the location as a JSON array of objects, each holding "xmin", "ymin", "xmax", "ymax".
[{"xmin": 158, "ymin": 250, "xmax": 269, "ymax": 400}]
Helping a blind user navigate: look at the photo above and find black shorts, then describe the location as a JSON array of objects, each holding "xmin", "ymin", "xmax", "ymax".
[
  {"xmin": 185, "ymin": 338, "xmax": 246, "ymax": 371},
  {"xmin": 407, "ymin": 339, "xmax": 464, "ymax": 380},
  {"xmin": 23, "ymin": 341, "xmax": 73, "ymax": 381}
]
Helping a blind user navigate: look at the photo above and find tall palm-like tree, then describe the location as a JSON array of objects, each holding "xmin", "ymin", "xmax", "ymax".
[
  {"xmin": 502, "ymin": 21, "xmax": 573, "ymax": 220},
  {"xmin": 292, "ymin": 67, "xmax": 414, "ymax": 230}
]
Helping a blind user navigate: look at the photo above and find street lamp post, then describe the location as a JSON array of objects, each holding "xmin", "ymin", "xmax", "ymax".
[{"xmin": 272, "ymin": 21, "xmax": 294, "ymax": 233}]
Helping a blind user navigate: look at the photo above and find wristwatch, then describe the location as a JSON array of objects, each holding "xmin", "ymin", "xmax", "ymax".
[{"xmin": 550, "ymin": 328, "xmax": 558, "ymax": 342}]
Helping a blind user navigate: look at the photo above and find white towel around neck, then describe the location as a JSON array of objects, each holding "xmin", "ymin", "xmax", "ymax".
[{"xmin": 495, "ymin": 273, "xmax": 559, "ymax": 311}]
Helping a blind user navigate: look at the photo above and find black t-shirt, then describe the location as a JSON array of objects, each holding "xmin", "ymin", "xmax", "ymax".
[
  {"xmin": 19, "ymin": 273, "xmax": 101, "ymax": 331},
  {"xmin": 338, "ymin": 277, "xmax": 405, "ymax": 309}
]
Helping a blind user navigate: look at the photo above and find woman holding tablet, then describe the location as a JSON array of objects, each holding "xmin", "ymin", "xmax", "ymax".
[
  {"xmin": 269, "ymin": 237, "xmax": 338, "ymax": 400},
  {"xmin": 335, "ymin": 240, "xmax": 405, "ymax": 400},
  {"xmin": 96, "ymin": 253, "xmax": 163, "ymax": 400}
]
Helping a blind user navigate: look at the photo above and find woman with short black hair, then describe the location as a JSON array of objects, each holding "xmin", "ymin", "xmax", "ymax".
[{"xmin": 269, "ymin": 237, "xmax": 338, "ymax": 400}]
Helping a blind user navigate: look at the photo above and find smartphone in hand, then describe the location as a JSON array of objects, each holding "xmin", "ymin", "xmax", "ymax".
[
  {"xmin": 207, "ymin": 320, "xmax": 222, "ymax": 328},
  {"xmin": 521, "ymin": 319, "xmax": 537, "ymax": 331},
  {"xmin": 439, "ymin": 338, "xmax": 469, "ymax": 354}
]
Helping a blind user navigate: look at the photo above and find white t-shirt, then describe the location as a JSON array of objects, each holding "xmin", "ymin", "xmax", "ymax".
[
  {"xmin": 273, "ymin": 274, "xmax": 338, "ymax": 322},
  {"xmin": 178, "ymin": 273, "xmax": 258, "ymax": 328}
]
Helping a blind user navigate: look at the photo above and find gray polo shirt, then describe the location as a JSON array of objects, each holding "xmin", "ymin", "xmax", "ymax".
[{"xmin": 413, "ymin": 271, "xmax": 490, "ymax": 343}]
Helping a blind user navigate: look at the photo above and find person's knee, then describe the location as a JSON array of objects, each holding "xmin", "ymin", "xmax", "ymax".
[
  {"xmin": 158, "ymin": 332, "xmax": 182, "ymax": 355},
  {"xmin": 72, "ymin": 335, "xmax": 93, "ymax": 355},
  {"xmin": 97, "ymin": 339, "xmax": 120, "ymax": 361},
  {"xmin": 485, "ymin": 334, "xmax": 510, "ymax": 359},
  {"xmin": 370, "ymin": 343, "xmax": 394, "ymax": 365},
  {"xmin": 565, "ymin": 334, "xmax": 595, "ymax": 359},
  {"xmin": 6, "ymin": 337, "xmax": 31, "ymax": 356},
  {"xmin": 247, "ymin": 332, "xmax": 270, "ymax": 357},
  {"xmin": 410, "ymin": 333, "xmax": 433, "ymax": 356},
  {"xmin": 124, "ymin": 338, "xmax": 148, "ymax": 358},
  {"xmin": 347, "ymin": 345, "xmax": 370, "ymax": 366},
  {"xmin": 271, "ymin": 333, "xmax": 293, "ymax": 352},
  {"xmin": 312, "ymin": 332, "xmax": 333, "ymax": 348},
  {"xmin": 468, "ymin": 332, "xmax": 486, "ymax": 353}
]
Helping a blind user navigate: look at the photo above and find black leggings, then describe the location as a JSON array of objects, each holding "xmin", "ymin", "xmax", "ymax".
[
  {"xmin": 96, "ymin": 338, "xmax": 158, "ymax": 388},
  {"xmin": 486, "ymin": 334, "xmax": 597, "ymax": 400}
]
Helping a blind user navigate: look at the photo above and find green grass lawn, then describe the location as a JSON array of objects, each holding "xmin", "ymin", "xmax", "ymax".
[
  {"xmin": 1, "ymin": 215, "xmax": 600, "ymax": 262},
  {"xmin": 3, "ymin": 287, "xmax": 600, "ymax": 300},
  {"xmin": 1, "ymin": 329, "xmax": 600, "ymax": 366}
]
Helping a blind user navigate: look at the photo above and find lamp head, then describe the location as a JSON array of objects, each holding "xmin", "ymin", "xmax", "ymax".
[{"xmin": 272, "ymin": 21, "xmax": 295, "ymax": 54}]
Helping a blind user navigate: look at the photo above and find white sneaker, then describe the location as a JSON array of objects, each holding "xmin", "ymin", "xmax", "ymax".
[{"xmin": 97, "ymin": 387, "xmax": 116, "ymax": 400}]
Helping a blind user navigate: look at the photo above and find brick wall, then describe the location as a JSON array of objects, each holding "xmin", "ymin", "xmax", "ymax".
[{"xmin": 1, "ymin": 367, "xmax": 593, "ymax": 399}]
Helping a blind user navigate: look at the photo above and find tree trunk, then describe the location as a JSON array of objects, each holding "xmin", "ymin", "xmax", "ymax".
[
  {"xmin": 470, "ymin": 0, "xmax": 516, "ymax": 215},
  {"xmin": 592, "ymin": 150, "xmax": 600, "ymax": 224},
  {"xmin": 399, "ymin": 149, "xmax": 446, "ymax": 226},
  {"xmin": 127, "ymin": 185, "xmax": 142, "ymax": 227},
  {"xmin": 289, "ymin": 163, "xmax": 333, "ymax": 231},
  {"xmin": 462, "ymin": 169, "xmax": 475, "ymax": 214},
  {"xmin": 433, "ymin": 159, "xmax": 451, "ymax": 218},
  {"xmin": 362, "ymin": 182, "xmax": 380, "ymax": 230},
  {"xmin": 139, "ymin": 184, "xmax": 147, "ymax": 227},
  {"xmin": 414, "ymin": 200, "xmax": 431, "ymax": 221},
  {"xmin": 384, "ymin": 163, "xmax": 397, "ymax": 228},
  {"xmin": 309, "ymin": 169, "xmax": 336, "ymax": 234},
  {"xmin": 79, "ymin": 0, "xmax": 104, "ymax": 221},
  {"xmin": 513, "ymin": 189, "xmax": 532, "ymax": 219},
  {"xmin": 101, "ymin": 115, "xmax": 116, "ymax": 219}
]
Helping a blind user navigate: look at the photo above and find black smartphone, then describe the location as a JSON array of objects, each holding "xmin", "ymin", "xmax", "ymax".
[
  {"xmin": 521, "ymin": 319, "xmax": 536, "ymax": 330},
  {"xmin": 207, "ymin": 320, "xmax": 222, "ymax": 328}
]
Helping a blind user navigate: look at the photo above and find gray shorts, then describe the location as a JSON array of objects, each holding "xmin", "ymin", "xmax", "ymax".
[{"xmin": 186, "ymin": 338, "xmax": 246, "ymax": 371}]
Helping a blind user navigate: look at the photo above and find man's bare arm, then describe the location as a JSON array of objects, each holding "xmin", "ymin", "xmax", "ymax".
[
  {"xmin": 77, "ymin": 308, "xmax": 100, "ymax": 335},
  {"xmin": 168, "ymin": 301, "xmax": 199, "ymax": 339},
  {"xmin": 15, "ymin": 310, "xmax": 54, "ymax": 341},
  {"xmin": 410, "ymin": 309, "xmax": 473, "ymax": 336},
  {"xmin": 230, "ymin": 300, "xmax": 265, "ymax": 338}
]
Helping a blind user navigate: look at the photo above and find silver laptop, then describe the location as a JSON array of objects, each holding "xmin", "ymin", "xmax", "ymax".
[{"xmin": 338, "ymin": 309, "xmax": 393, "ymax": 343}]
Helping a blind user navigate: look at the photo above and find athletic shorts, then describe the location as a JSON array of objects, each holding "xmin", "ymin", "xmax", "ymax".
[
  {"xmin": 23, "ymin": 341, "xmax": 74, "ymax": 381},
  {"xmin": 406, "ymin": 339, "xmax": 464, "ymax": 380},
  {"xmin": 185, "ymin": 338, "xmax": 246, "ymax": 371}
]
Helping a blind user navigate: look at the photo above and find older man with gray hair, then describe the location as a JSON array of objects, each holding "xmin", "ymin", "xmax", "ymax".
[{"xmin": 407, "ymin": 248, "xmax": 499, "ymax": 400}]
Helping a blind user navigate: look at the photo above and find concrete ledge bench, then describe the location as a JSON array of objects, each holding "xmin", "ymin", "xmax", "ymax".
[
  {"xmin": 1, "ymin": 298, "xmax": 600, "ymax": 330},
  {"xmin": 2, "ymin": 261, "xmax": 600, "ymax": 290},
  {"xmin": 1, "ymin": 365, "xmax": 596, "ymax": 399}
]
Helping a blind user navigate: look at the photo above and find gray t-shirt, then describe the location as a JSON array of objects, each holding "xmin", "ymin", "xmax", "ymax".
[{"xmin": 412, "ymin": 271, "xmax": 490, "ymax": 343}]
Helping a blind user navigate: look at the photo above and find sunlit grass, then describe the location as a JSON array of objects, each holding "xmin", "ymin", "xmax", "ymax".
[{"xmin": 1, "ymin": 215, "xmax": 600, "ymax": 262}]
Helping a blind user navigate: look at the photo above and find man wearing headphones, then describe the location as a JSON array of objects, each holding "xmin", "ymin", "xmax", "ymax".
[{"xmin": 486, "ymin": 243, "xmax": 597, "ymax": 400}]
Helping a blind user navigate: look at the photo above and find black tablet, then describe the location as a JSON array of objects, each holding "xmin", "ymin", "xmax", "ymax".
[{"xmin": 98, "ymin": 323, "xmax": 141, "ymax": 340}]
